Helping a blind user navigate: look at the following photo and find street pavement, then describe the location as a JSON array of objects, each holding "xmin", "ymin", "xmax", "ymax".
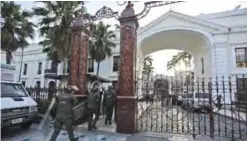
[
  {"xmin": 1, "ymin": 125, "xmax": 239, "ymax": 141},
  {"xmin": 2, "ymin": 102, "xmax": 247, "ymax": 141}
]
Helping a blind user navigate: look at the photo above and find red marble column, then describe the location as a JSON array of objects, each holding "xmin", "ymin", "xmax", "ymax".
[
  {"xmin": 70, "ymin": 27, "xmax": 80, "ymax": 87},
  {"xmin": 78, "ymin": 31, "xmax": 89, "ymax": 96},
  {"xmin": 70, "ymin": 26, "xmax": 89, "ymax": 96},
  {"xmin": 116, "ymin": 5, "xmax": 138, "ymax": 133}
]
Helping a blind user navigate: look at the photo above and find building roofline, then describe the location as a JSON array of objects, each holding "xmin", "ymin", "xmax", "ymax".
[
  {"xmin": 197, "ymin": 8, "xmax": 247, "ymax": 19},
  {"xmin": 138, "ymin": 10, "xmax": 228, "ymax": 35}
]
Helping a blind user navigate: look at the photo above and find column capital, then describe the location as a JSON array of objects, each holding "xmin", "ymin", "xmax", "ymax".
[
  {"xmin": 72, "ymin": 26, "xmax": 91, "ymax": 37},
  {"xmin": 119, "ymin": 4, "xmax": 139, "ymax": 28}
]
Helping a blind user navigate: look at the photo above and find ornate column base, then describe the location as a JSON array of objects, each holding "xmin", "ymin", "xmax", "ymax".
[{"xmin": 116, "ymin": 96, "xmax": 137, "ymax": 133}]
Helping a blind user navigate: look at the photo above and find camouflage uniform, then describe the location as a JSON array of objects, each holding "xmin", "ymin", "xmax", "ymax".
[
  {"xmin": 50, "ymin": 86, "xmax": 78, "ymax": 141},
  {"xmin": 103, "ymin": 86, "xmax": 116, "ymax": 125},
  {"xmin": 87, "ymin": 87, "xmax": 100, "ymax": 130}
]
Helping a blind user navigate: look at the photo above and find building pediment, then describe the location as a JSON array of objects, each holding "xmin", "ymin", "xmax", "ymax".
[{"xmin": 138, "ymin": 10, "xmax": 228, "ymax": 37}]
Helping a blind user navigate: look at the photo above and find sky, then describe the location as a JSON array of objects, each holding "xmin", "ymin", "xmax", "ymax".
[{"xmin": 15, "ymin": 0, "xmax": 247, "ymax": 76}]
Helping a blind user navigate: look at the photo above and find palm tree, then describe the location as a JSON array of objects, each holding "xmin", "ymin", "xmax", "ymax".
[
  {"xmin": 1, "ymin": 1, "xmax": 35, "ymax": 65},
  {"xmin": 33, "ymin": 1, "xmax": 83, "ymax": 73},
  {"xmin": 89, "ymin": 21, "xmax": 116, "ymax": 77},
  {"xmin": 142, "ymin": 56, "xmax": 154, "ymax": 80},
  {"xmin": 167, "ymin": 51, "xmax": 192, "ymax": 71}
]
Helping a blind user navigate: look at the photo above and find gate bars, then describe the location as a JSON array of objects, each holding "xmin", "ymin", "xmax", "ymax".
[{"xmin": 136, "ymin": 74, "xmax": 247, "ymax": 140}]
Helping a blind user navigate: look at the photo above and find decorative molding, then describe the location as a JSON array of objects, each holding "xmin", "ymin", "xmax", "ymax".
[
  {"xmin": 197, "ymin": 8, "xmax": 247, "ymax": 20},
  {"xmin": 72, "ymin": 26, "xmax": 91, "ymax": 37},
  {"xmin": 138, "ymin": 25, "xmax": 214, "ymax": 48},
  {"xmin": 230, "ymin": 41, "xmax": 247, "ymax": 46},
  {"xmin": 138, "ymin": 10, "xmax": 228, "ymax": 35},
  {"xmin": 212, "ymin": 29, "xmax": 247, "ymax": 35},
  {"xmin": 93, "ymin": 6, "xmax": 119, "ymax": 21},
  {"xmin": 14, "ymin": 58, "xmax": 49, "ymax": 64}
]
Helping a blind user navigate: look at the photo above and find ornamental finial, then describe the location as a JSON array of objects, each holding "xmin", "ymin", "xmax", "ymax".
[{"xmin": 126, "ymin": 1, "xmax": 134, "ymax": 8}]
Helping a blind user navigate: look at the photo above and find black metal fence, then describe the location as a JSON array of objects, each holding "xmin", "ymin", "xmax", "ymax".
[
  {"xmin": 25, "ymin": 86, "xmax": 66, "ymax": 103},
  {"xmin": 136, "ymin": 75, "xmax": 247, "ymax": 140}
]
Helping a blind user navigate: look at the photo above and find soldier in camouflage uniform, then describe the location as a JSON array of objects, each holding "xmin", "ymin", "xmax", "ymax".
[
  {"xmin": 50, "ymin": 85, "xmax": 78, "ymax": 141},
  {"xmin": 87, "ymin": 84, "xmax": 100, "ymax": 131},
  {"xmin": 103, "ymin": 86, "xmax": 116, "ymax": 125}
]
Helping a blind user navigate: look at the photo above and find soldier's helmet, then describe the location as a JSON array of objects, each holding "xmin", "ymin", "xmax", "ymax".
[
  {"xmin": 108, "ymin": 85, "xmax": 113, "ymax": 90},
  {"xmin": 91, "ymin": 87, "xmax": 99, "ymax": 93}
]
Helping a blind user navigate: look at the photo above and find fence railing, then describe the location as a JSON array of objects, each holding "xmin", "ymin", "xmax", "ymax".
[
  {"xmin": 136, "ymin": 75, "xmax": 247, "ymax": 140},
  {"xmin": 25, "ymin": 86, "xmax": 66, "ymax": 103}
]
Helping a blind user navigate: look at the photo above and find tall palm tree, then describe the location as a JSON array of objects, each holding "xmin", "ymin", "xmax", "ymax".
[
  {"xmin": 142, "ymin": 56, "xmax": 154, "ymax": 80},
  {"xmin": 89, "ymin": 21, "xmax": 116, "ymax": 77},
  {"xmin": 33, "ymin": 1, "xmax": 83, "ymax": 73},
  {"xmin": 167, "ymin": 51, "xmax": 192, "ymax": 71},
  {"xmin": 1, "ymin": 1, "xmax": 35, "ymax": 65}
]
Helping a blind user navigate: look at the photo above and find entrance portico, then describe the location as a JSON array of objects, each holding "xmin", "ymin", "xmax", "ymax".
[{"xmin": 137, "ymin": 10, "xmax": 229, "ymax": 78}]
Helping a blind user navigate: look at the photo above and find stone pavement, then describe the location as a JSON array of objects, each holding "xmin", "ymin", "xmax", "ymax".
[
  {"xmin": 77, "ymin": 114, "xmax": 116, "ymax": 133},
  {"xmin": 2, "ymin": 126, "xmax": 239, "ymax": 141}
]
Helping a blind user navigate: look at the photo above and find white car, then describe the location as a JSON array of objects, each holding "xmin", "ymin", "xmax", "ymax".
[
  {"xmin": 182, "ymin": 92, "xmax": 211, "ymax": 112},
  {"xmin": 1, "ymin": 81, "xmax": 38, "ymax": 129}
]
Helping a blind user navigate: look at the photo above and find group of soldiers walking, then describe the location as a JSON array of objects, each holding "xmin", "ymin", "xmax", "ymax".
[{"xmin": 49, "ymin": 83, "xmax": 116, "ymax": 141}]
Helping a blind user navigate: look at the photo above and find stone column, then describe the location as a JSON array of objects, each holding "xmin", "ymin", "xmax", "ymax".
[
  {"xmin": 78, "ymin": 33, "xmax": 89, "ymax": 96},
  {"xmin": 116, "ymin": 5, "xmax": 138, "ymax": 133},
  {"xmin": 70, "ymin": 26, "xmax": 80, "ymax": 87},
  {"xmin": 70, "ymin": 17, "xmax": 90, "ymax": 96}
]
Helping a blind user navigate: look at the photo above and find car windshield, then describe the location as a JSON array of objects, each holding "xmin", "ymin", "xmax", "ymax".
[
  {"xmin": 1, "ymin": 82, "xmax": 28, "ymax": 97},
  {"xmin": 195, "ymin": 93, "xmax": 210, "ymax": 98}
]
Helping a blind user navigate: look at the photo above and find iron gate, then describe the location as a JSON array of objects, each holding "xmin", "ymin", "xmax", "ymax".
[{"xmin": 136, "ymin": 75, "xmax": 247, "ymax": 140}]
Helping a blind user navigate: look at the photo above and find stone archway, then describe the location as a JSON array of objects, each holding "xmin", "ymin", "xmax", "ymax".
[{"xmin": 137, "ymin": 28, "xmax": 213, "ymax": 79}]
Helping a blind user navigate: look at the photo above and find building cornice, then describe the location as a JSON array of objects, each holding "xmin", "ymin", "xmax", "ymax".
[
  {"xmin": 14, "ymin": 58, "xmax": 49, "ymax": 63},
  {"xmin": 138, "ymin": 10, "xmax": 228, "ymax": 35},
  {"xmin": 212, "ymin": 27, "xmax": 247, "ymax": 35},
  {"xmin": 231, "ymin": 41, "xmax": 247, "ymax": 46},
  {"xmin": 214, "ymin": 41, "xmax": 247, "ymax": 47},
  {"xmin": 197, "ymin": 8, "xmax": 247, "ymax": 20}
]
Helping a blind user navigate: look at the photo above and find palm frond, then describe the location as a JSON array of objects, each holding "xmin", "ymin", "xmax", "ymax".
[
  {"xmin": 167, "ymin": 51, "xmax": 192, "ymax": 71},
  {"xmin": 89, "ymin": 22, "xmax": 117, "ymax": 63},
  {"xmin": 1, "ymin": 1, "xmax": 35, "ymax": 63}
]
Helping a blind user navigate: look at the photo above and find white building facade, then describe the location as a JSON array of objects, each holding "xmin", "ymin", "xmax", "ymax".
[
  {"xmin": 3, "ymin": 30, "xmax": 121, "ymax": 87},
  {"xmin": 136, "ymin": 8, "xmax": 247, "ymax": 79},
  {"xmin": 1, "ymin": 8, "xmax": 247, "ymax": 89}
]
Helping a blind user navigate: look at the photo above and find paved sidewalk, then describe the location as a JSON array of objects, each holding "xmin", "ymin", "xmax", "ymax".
[{"xmin": 2, "ymin": 127, "xmax": 236, "ymax": 141}]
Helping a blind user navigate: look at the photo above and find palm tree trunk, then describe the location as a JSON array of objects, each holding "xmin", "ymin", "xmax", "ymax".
[
  {"xmin": 18, "ymin": 48, "xmax": 24, "ymax": 82},
  {"xmin": 96, "ymin": 61, "xmax": 100, "ymax": 77}
]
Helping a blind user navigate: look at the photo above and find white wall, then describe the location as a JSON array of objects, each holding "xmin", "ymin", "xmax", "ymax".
[
  {"xmin": 13, "ymin": 45, "xmax": 50, "ymax": 87},
  {"xmin": 6, "ymin": 37, "xmax": 121, "ymax": 87},
  {"xmin": 198, "ymin": 8, "xmax": 247, "ymax": 28}
]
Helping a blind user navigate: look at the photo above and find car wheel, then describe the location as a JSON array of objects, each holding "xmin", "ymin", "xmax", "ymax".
[{"xmin": 20, "ymin": 121, "xmax": 32, "ymax": 129}]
